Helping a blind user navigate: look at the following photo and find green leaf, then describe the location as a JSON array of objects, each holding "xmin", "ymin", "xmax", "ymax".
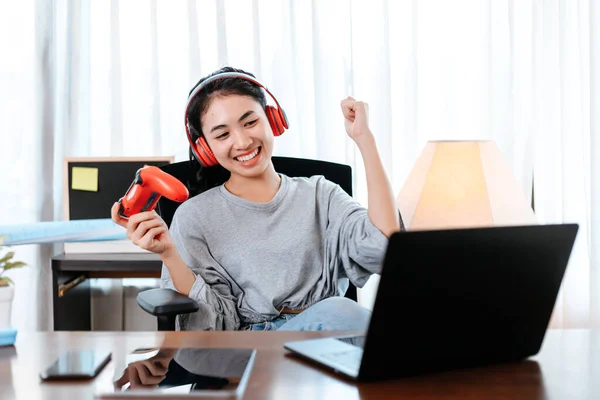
[
  {"xmin": 5, "ymin": 261, "xmax": 26, "ymax": 270},
  {"xmin": 0, "ymin": 276, "xmax": 13, "ymax": 286},
  {"xmin": 3, "ymin": 261, "xmax": 26, "ymax": 270},
  {"xmin": 0, "ymin": 251, "xmax": 15, "ymax": 264}
]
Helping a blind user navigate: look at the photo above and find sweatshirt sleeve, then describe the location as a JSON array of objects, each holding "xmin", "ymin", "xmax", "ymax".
[
  {"xmin": 160, "ymin": 209, "xmax": 240, "ymax": 331},
  {"xmin": 322, "ymin": 177, "xmax": 389, "ymax": 288}
]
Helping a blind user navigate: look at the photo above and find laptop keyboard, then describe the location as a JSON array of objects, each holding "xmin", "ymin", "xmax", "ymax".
[
  {"xmin": 321, "ymin": 348, "xmax": 363, "ymax": 370},
  {"xmin": 335, "ymin": 335, "xmax": 366, "ymax": 348}
]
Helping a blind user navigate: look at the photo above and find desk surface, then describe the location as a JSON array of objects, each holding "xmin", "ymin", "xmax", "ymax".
[{"xmin": 1, "ymin": 329, "xmax": 599, "ymax": 399}]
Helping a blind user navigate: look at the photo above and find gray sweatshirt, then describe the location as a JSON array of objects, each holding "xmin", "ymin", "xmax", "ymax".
[{"xmin": 161, "ymin": 174, "xmax": 388, "ymax": 331}]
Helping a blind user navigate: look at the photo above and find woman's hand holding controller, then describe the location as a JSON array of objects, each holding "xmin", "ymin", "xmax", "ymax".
[{"xmin": 111, "ymin": 203, "xmax": 174, "ymax": 255}]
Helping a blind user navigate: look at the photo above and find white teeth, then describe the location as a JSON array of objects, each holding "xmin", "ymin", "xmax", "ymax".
[{"xmin": 235, "ymin": 148, "xmax": 259, "ymax": 162}]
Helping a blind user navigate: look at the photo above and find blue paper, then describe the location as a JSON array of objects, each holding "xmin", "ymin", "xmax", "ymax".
[
  {"xmin": 0, "ymin": 219, "xmax": 126, "ymax": 245},
  {"xmin": 0, "ymin": 329, "xmax": 17, "ymax": 346}
]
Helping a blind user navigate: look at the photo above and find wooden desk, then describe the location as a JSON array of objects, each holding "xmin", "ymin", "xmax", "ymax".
[
  {"xmin": 51, "ymin": 253, "xmax": 161, "ymax": 330},
  {"xmin": 1, "ymin": 329, "xmax": 599, "ymax": 399}
]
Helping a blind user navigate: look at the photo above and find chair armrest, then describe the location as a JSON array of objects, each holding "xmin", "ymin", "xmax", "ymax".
[{"xmin": 137, "ymin": 288, "xmax": 199, "ymax": 317}]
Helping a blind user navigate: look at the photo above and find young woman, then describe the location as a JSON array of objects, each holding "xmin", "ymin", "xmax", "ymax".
[{"xmin": 111, "ymin": 66, "xmax": 400, "ymax": 331}]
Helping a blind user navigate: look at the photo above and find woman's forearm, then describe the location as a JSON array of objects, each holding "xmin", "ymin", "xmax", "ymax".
[
  {"xmin": 160, "ymin": 247, "xmax": 196, "ymax": 296},
  {"xmin": 356, "ymin": 134, "xmax": 400, "ymax": 237}
]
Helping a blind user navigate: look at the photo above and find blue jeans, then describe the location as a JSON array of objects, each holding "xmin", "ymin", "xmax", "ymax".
[{"xmin": 245, "ymin": 297, "xmax": 372, "ymax": 331}]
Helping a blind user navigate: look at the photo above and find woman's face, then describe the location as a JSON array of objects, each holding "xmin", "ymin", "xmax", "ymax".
[{"xmin": 201, "ymin": 94, "xmax": 274, "ymax": 178}]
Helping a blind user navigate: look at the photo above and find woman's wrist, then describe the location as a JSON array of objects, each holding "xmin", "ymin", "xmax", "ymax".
[
  {"xmin": 353, "ymin": 131, "xmax": 376, "ymax": 151},
  {"xmin": 159, "ymin": 244, "xmax": 196, "ymax": 296},
  {"xmin": 159, "ymin": 244, "xmax": 180, "ymax": 266}
]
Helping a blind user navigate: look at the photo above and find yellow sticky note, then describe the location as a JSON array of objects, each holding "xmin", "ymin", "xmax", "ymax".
[{"xmin": 72, "ymin": 167, "xmax": 99, "ymax": 192}]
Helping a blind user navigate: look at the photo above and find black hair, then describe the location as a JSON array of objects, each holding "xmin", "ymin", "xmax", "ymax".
[{"xmin": 187, "ymin": 66, "xmax": 267, "ymax": 194}]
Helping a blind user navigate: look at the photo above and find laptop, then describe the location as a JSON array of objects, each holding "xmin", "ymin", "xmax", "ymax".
[{"xmin": 284, "ymin": 223, "xmax": 579, "ymax": 381}]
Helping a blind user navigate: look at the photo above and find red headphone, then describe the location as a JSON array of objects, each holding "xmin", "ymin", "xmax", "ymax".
[{"xmin": 184, "ymin": 72, "xmax": 289, "ymax": 167}]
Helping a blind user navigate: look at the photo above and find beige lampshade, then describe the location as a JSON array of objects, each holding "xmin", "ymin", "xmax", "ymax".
[{"xmin": 397, "ymin": 141, "xmax": 537, "ymax": 231}]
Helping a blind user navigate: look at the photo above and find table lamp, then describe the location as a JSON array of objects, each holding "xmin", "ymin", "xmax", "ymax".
[{"xmin": 397, "ymin": 140, "xmax": 536, "ymax": 230}]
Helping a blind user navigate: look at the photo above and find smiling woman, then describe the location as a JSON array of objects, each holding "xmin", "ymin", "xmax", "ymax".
[{"xmin": 110, "ymin": 66, "xmax": 400, "ymax": 332}]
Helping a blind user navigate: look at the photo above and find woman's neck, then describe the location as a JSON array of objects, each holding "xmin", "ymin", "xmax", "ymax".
[{"xmin": 224, "ymin": 163, "xmax": 282, "ymax": 202}]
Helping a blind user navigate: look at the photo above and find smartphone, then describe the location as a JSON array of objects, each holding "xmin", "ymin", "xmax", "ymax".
[{"xmin": 40, "ymin": 350, "xmax": 112, "ymax": 381}]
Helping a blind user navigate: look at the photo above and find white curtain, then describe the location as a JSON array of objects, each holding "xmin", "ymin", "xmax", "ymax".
[{"xmin": 1, "ymin": 0, "xmax": 598, "ymax": 331}]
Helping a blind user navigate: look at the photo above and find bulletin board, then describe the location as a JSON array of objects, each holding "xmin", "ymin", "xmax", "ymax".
[{"xmin": 63, "ymin": 157, "xmax": 174, "ymax": 220}]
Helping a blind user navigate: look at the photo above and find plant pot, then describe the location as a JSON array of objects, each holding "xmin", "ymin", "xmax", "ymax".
[{"xmin": 0, "ymin": 284, "xmax": 14, "ymax": 331}]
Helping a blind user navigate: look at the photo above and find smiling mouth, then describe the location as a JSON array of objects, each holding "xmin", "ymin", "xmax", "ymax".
[{"xmin": 234, "ymin": 147, "xmax": 262, "ymax": 162}]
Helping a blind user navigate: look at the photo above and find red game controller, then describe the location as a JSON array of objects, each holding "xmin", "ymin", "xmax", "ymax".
[{"xmin": 118, "ymin": 165, "xmax": 189, "ymax": 219}]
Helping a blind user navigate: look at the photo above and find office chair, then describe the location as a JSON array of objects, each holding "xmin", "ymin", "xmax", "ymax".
[{"xmin": 137, "ymin": 156, "xmax": 400, "ymax": 331}]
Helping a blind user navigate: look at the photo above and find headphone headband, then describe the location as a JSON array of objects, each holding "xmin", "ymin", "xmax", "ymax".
[{"xmin": 184, "ymin": 72, "xmax": 283, "ymax": 135}]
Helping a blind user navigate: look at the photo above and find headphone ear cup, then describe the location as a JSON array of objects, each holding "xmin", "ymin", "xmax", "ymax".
[
  {"xmin": 280, "ymin": 107, "xmax": 289, "ymax": 130},
  {"xmin": 266, "ymin": 105, "xmax": 286, "ymax": 136},
  {"xmin": 195, "ymin": 136, "xmax": 219, "ymax": 167},
  {"xmin": 193, "ymin": 139, "xmax": 211, "ymax": 167}
]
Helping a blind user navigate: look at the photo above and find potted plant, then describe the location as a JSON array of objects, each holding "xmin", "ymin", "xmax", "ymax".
[{"xmin": 0, "ymin": 236, "xmax": 26, "ymax": 331}]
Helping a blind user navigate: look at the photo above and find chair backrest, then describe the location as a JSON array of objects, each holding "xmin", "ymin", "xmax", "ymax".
[{"xmin": 156, "ymin": 156, "xmax": 358, "ymax": 301}]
